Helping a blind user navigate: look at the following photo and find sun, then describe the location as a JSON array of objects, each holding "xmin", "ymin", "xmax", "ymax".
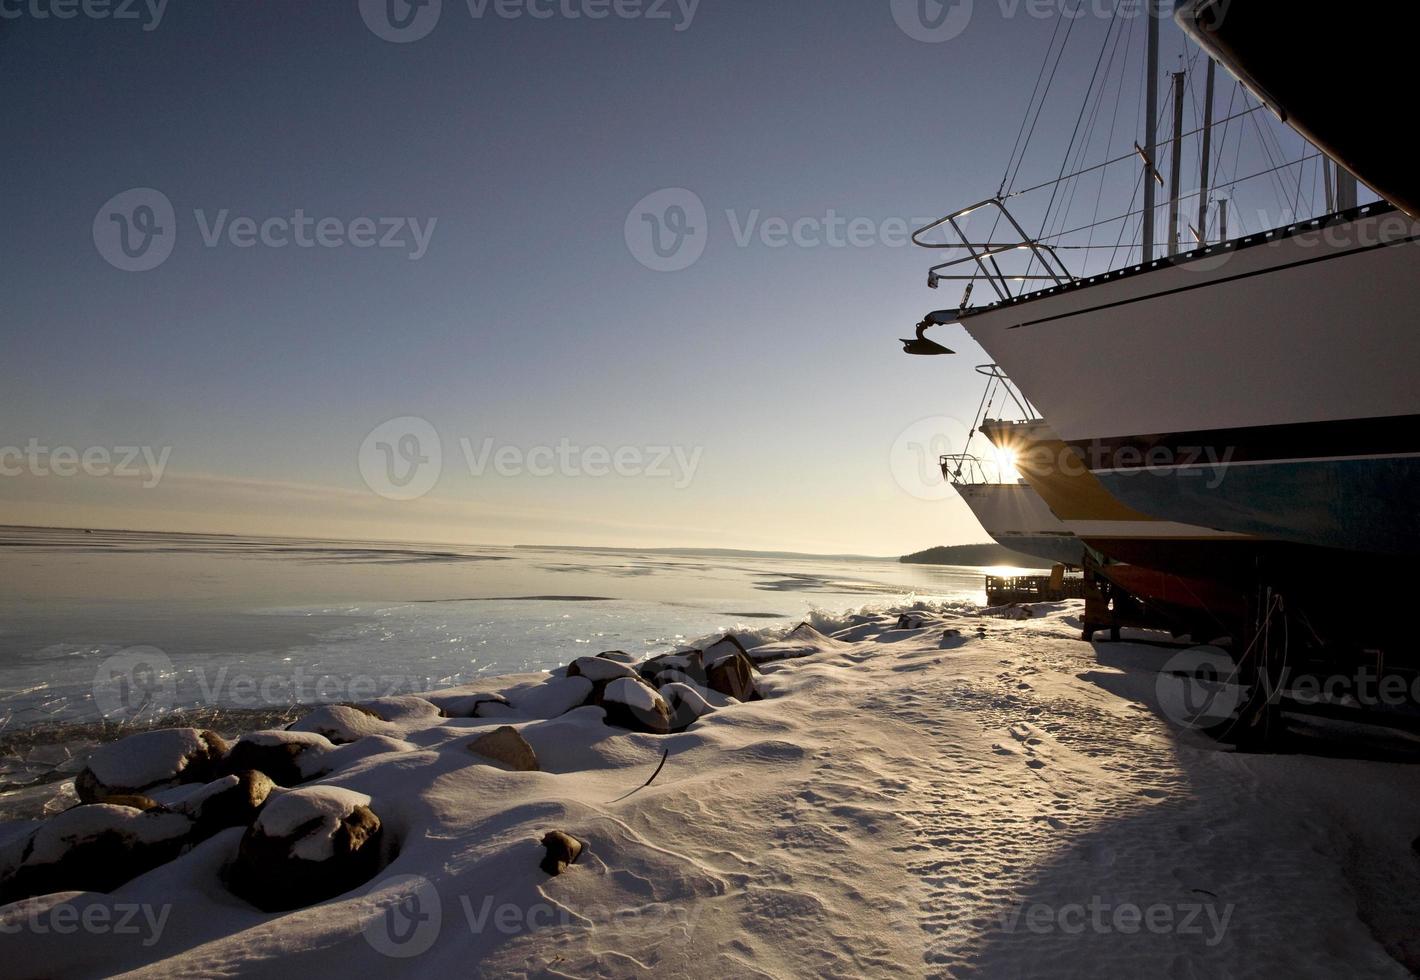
[{"xmin": 991, "ymin": 445, "xmax": 1021, "ymax": 483}]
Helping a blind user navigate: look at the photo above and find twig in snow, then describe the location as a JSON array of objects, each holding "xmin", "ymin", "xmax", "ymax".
[{"xmin": 605, "ymin": 749, "xmax": 669, "ymax": 803}]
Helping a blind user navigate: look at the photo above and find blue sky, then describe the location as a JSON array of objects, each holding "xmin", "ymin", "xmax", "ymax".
[{"xmin": 0, "ymin": 1, "xmax": 1324, "ymax": 554}]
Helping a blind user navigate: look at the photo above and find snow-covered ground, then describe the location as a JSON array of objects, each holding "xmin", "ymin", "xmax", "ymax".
[{"xmin": 4, "ymin": 600, "xmax": 1420, "ymax": 978}]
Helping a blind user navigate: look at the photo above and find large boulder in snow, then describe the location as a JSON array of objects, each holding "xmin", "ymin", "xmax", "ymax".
[
  {"xmin": 222, "ymin": 730, "xmax": 334, "ymax": 787},
  {"xmin": 168, "ymin": 770, "xmax": 276, "ymax": 837},
  {"xmin": 565, "ymin": 656, "xmax": 640, "ymax": 683},
  {"xmin": 0, "ymin": 803, "xmax": 194, "ymax": 903},
  {"xmin": 703, "ymin": 634, "xmax": 751, "ymax": 666},
  {"xmin": 703, "ymin": 636, "xmax": 761, "ymax": 701},
  {"xmin": 75, "ymin": 728, "xmax": 228, "ymax": 804},
  {"xmin": 359, "ymin": 695, "xmax": 445, "ymax": 722},
  {"xmin": 227, "ymin": 786, "xmax": 384, "ymax": 912},
  {"xmin": 660, "ymin": 682, "xmax": 717, "ymax": 731},
  {"xmin": 638, "ymin": 650, "xmax": 704, "ymax": 686},
  {"xmin": 286, "ymin": 704, "xmax": 392, "ymax": 744},
  {"xmin": 468, "ymin": 726, "xmax": 539, "ymax": 771},
  {"xmin": 708, "ymin": 654, "xmax": 759, "ymax": 700},
  {"xmin": 744, "ymin": 623, "xmax": 842, "ymax": 666},
  {"xmin": 511, "ymin": 676, "xmax": 594, "ymax": 719},
  {"xmin": 435, "ymin": 691, "xmax": 512, "ymax": 718},
  {"xmin": 595, "ymin": 677, "xmax": 671, "ymax": 735},
  {"xmin": 595, "ymin": 651, "xmax": 638, "ymax": 665}
]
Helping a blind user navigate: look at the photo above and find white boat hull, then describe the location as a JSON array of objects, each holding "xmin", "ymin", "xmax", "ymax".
[
  {"xmin": 953, "ymin": 482, "xmax": 1083, "ymax": 568},
  {"xmin": 957, "ymin": 207, "xmax": 1420, "ymax": 556}
]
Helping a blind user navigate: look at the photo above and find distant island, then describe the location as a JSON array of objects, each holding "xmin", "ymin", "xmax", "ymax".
[{"xmin": 900, "ymin": 544, "xmax": 1049, "ymax": 567}]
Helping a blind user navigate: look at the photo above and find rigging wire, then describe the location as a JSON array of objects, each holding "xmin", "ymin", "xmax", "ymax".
[
  {"xmin": 1035, "ymin": 2, "xmax": 1121, "ymax": 244},
  {"xmin": 1084, "ymin": 11, "xmax": 1137, "ymax": 266},
  {"xmin": 1004, "ymin": 11, "xmax": 1082, "ymax": 197},
  {"xmin": 1003, "ymin": 106, "xmax": 1264, "ymax": 200},
  {"xmin": 997, "ymin": 13, "xmax": 1072, "ymax": 199},
  {"xmin": 1049, "ymin": 7, "xmax": 1131, "ymax": 254}
]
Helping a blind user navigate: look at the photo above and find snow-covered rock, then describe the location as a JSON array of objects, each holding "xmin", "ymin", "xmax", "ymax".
[
  {"xmin": 595, "ymin": 650, "xmax": 638, "ymax": 665},
  {"xmin": 228, "ymin": 786, "xmax": 384, "ymax": 912},
  {"xmin": 566, "ymin": 656, "xmax": 640, "ymax": 683},
  {"xmin": 166, "ymin": 770, "xmax": 276, "ymax": 837},
  {"xmin": 639, "ymin": 650, "xmax": 704, "ymax": 685},
  {"xmin": 895, "ymin": 612, "xmax": 938, "ymax": 630},
  {"xmin": 510, "ymin": 676, "xmax": 593, "ymax": 719},
  {"xmin": 0, "ymin": 803, "xmax": 193, "ymax": 903},
  {"xmin": 597, "ymin": 677, "xmax": 671, "ymax": 734},
  {"xmin": 702, "ymin": 634, "xmax": 750, "ymax": 668},
  {"xmin": 222, "ymin": 730, "xmax": 335, "ymax": 786},
  {"xmin": 360, "ymin": 695, "xmax": 444, "ymax": 722},
  {"xmin": 743, "ymin": 624, "xmax": 843, "ymax": 666},
  {"xmin": 661, "ymin": 682, "xmax": 717, "ymax": 730},
  {"xmin": 74, "ymin": 728, "xmax": 228, "ymax": 803},
  {"xmin": 468, "ymin": 725, "xmax": 540, "ymax": 771},
  {"xmin": 433, "ymin": 691, "xmax": 511, "ymax": 718},
  {"xmin": 706, "ymin": 647, "xmax": 759, "ymax": 702},
  {"xmin": 286, "ymin": 704, "xmax": 392, "ymax": 744},
  {"xmin": 652, "ymin": 671, "xmax": 738, "ymax": 708}
]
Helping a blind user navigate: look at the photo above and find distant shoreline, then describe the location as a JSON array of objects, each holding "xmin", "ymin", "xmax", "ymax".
[
  {"xmin": 900, "ymin": 544, "xmax": 1050, "ymax": 568},
  {"xmin": 1, "ymin": 525, "xmax": 898, "ymax": 563}
]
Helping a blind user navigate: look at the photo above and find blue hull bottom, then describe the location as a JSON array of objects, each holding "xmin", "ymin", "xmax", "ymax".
[{"xmin": 1096, "ymin": 456, "xmax": 1420, "ymax": 557}]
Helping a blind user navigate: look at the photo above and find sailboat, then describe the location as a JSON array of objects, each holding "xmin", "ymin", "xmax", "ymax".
[
  {"xmin": 936, "ymin": 367, "xmax": 1084, "ymax": 568},
  {"xmin": 979, "ymin": 414, "xmax": 1245, "ymax": 632},
  {"xmin": 912, "ymin": 2, "xmax": 1420, "ymax": 561},
  {"xmin": 905, "ymin": 0, "xmax": 1418, "ymax": 648},
  {"xmin": 941, "ymin": 450, "xmax": 1084, "ymax": 569}
]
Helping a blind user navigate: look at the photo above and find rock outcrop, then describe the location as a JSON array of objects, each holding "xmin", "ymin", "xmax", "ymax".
[
  {"xmin": 75, "ymin": 728, "xmax": 229, "ymax": 804},
  {"xmin": 1, "ymin": 802, "xmax": 194, "ymax": 903},
  {"xmin": 286, "ymin": 704, "xmax": 391, "ymax": 744},
  {"xmin": 638, "ymin": 651, "xmax": 704, "ymax": 686},
  {"xmin": 660, "ymin": 682, "xmax": 717, "ymax": 730},
  {"xmin": 704, "ymin": 638, "xmax": 760, "ymax": 701},
  {"xmin": 227, "ymin": 786, "xmax": 384, "ymax": 912},
  {"xmin": 468, "ymin": 726, "xmax": 540, "ymax": 771},
  {"xmin": 511, "ymin": 676, "xmax": 594, "ymax": 719},
  {"xmin": 170, "ymin": 770, "xmax": 276, "ymax": 837},
  {"xmin": 596, "ymin": 677, "xmax": 672, "ymax": 734},
  {"xmin": 222, "ymin": 730, "xmax": 334, "ymax": 787},
  {"xmin": 566, "ymin": 656, "xmax": 641, "ymax": 683}
]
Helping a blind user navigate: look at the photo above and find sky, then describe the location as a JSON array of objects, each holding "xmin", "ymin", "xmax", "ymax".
[{"xmin": 0, "ymin": 0, "xmax": 1328, "ymax": 555}]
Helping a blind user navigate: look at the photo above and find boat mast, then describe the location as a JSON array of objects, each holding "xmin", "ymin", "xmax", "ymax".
[
  {"xmin": 1167, "ymin": 68, "xmax": 1186, "ymax": 255},
  {"xmin": 1336, "ymin": 164, "xmax": 1358, "ymax": 211},
  {"xmin": 1142, "ymin": 0, "xmax": 1160, "ymax": 262},
  {"xmin": 1196, "ymin": 58, "xmax": 1216, "ymax": 244}
]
